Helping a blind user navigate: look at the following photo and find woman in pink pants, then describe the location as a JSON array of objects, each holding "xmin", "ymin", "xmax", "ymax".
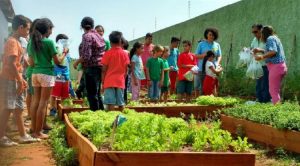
[{"xmin": 253, "ymin": 26, "xmax": 287, "ymax": 105}]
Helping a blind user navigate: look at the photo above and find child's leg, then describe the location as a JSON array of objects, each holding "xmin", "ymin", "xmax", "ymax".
[
  {"xmin": 0, "ymin": 110, "xmax": 11, "ymax": 138},
  {"xmin": 176, "ymin": 81, "xmax": 184, "ymax": 102},
  {"xmin": 163, "ymin": 91, "xmax": 168, "ymax": 103},
  {"xmin": 148, "ymin": 81, "xmax": 155, "ymax": 100},
  {"xmin": 34, "ymin": 87, "xmax": 52, "ymax": 138},
  {"xmin": 131, "ymin": 79, "xmax": 139, "ymax": 101},
  {"xmin": 26, "ymin": 94, "xmax": 32, "ymax": 118},
  {"xmin": 155, "ymin": 81, "xmax": 160, "ymax": 100},
  {"xmin": 116, "ymin": 88, "xmax": 125, "ymax": 111},
  {"xmin": 31, "ymin": 87, "xmax": 41, "ymax": 134},
  {"xmin": 13, "ymin": 110, "xmax": 25, "ymax": 137}
]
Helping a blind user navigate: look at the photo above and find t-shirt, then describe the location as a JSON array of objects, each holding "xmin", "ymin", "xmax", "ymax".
[
  {"xmin": 265, "ymin": 35, "xmax": 285, "ymax": 64},
  {"xmin": 101, "ymin": 46, "xmax": 130, "ymax": 89},
  {"xmin": 178, "ymin": 52, "xmax": 197, "ymax": 81},
  {"xmin": 27, "ymin": 38, "xmax": 58, "ymax": 76},
  {"xmin": 131, "ymin": 55, "xmax": 145, "ymax": 80},
  {"xmin": 251, "ymin": 37, "xmax": 266, "ymax": 66},
  {"xmin": 167, "ymin": 48, "xmax": 180, "ymax": 71},
  {"xmin": 141, "ymin": 43, "xmax": 154, "ymax": 66},
  {"xmin": 53, "ymin": 46, "xmax": 71, "ymax": 80},
  {"xmin": 162, "ymin": 58, "xmax": 170, "ymax": 87},
  {"xmin": 205, "ymin": 61, "xmax": 217, "ymax": 78},
  {"xmin": 195, "ymin": 40, "xmax": 222, "ymax": 71},
  {"xmin": 1, "ymin": 37, "xmax": 23, "ymax": 80},
  {"xmin": 146, "ymin": 57, "xmax": 164, "ymax": 81},
  {"xmin": 105, "ymin": 39, "xmax": 111, "ymax": 51}
]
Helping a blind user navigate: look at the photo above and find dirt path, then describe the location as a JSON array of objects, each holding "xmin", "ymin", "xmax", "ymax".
[{"xmin": 0, "ymin": 141, "xmax": 55, "ymax": 166}]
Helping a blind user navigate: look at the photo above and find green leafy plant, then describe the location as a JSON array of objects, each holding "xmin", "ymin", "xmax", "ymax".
[
  {"xmin": 48, "ymin": 121, "xmax": 78, "ymax": 166},
  {"xmin": 69, "ymin": 109, "xmax": 252, "ymax": 153}
]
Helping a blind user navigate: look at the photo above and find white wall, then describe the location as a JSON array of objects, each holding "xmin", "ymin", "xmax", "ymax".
[{"xmin": 0, "ymin": 9, "xmax": 9, "ymax": 55}]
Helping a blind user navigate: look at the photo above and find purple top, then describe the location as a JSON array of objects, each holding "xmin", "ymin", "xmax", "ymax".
[{"xmin": 79, "ymin": 29, "xmax": 105, "ymax": 67}]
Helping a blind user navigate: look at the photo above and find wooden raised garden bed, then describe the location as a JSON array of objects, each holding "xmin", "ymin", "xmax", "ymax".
[
  {"xmin": 58, "ymin": 104, "xmax": 89, "ymax": 120},
  {"xmin": 221, "ymin": 114, "xmax": 300, "ymax": 154},
  {"xmin": 126, "ymin": 105, "xmax": 226, "ymax": 119},
  {"xmin": 65, "ymin": 114, "xmax": 255, "ymax": 166}
]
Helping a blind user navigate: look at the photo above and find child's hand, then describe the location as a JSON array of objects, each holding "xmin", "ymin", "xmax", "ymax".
[
  {"xmin": 159, "ymin": 81, "xmax": 163, "ymax": 88},
  {"xmin": 148, "ymin": 80, "xmax": 152, "ymax": 87},
  {"xmin": 170, "ymin": 66, "xmax": 174, "ymax": 71}
]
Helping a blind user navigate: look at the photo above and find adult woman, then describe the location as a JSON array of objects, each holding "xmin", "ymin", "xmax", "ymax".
[
  {"xmin": 253, "ymin": 26, "xmax": 287, "ymax": 104},
  {"xmin": 194, "ymin": 27, "xmax": 222, "ymax": 97},
  {"xmin": 250, "ymin": 24, "xmax": 271, "ymax": 103},
  {"xmin": 74, "ymin": 17, "xmax": 105, "ymax": 111}
]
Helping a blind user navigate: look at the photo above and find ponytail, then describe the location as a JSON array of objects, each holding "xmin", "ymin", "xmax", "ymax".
[
  {"xmin": 202, "ymin": 50, "xmax": 216, "ymax": 74},
  {"xmin": 31, "ymin": 29, "xmax": 43, "ymax": 52},
  {"xmin": 130, "ymin": 42, "xmax": 143, "ymax": 60}
]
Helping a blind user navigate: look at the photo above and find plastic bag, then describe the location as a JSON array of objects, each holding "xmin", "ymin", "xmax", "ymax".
[
  {"xmin": 184, "ymin": 70, "xmax": 194, "ymax": 81},
  {"xmin": 191, "ymin": 66, "xmax": 199, "ymax": 74},
  {"xmin": 246, "ymin": 58, "xmax": 263, "ymax": 79},
  {"xmin": 236, "ymin": 47, "xmax": 252, "ymax": 68}
]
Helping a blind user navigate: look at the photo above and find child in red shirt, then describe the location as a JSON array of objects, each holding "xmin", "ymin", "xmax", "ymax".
[
  {"xmin": 102, "ymin": 31, "xmax": 130, "ymax": 111},
  {"xmin": 177, "ymin": 40, "xmax": 197, "ymax": 102}
]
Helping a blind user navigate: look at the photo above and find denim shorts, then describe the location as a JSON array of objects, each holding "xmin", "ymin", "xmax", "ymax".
[
  {"xmin": 104, "ymin": 88, "xmax": 125, "ymax": 106},
  {"xmin": 0, "ymin": 79, "xmax": 24, "ymax": 110},
  {"xmin": 177, "ymin": 80, "xmax": 193, "ymax": 95}
]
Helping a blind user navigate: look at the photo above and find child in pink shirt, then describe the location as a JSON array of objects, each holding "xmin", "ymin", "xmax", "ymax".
[{"xmin": 101, "ymin": 31, "xmax": 130, "ymax": 111}]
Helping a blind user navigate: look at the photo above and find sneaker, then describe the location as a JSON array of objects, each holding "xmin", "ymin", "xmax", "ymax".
[
  {"xmin": 19, "ymin": 134, "xmax": 41, "ymax": 144},
  {"xmin": 50, "ymin": 108, "xmax": 57, "ymax": 116},
  {"xmin": 0, "ymin": 136, "xmax": 18, "ymax": 147}
]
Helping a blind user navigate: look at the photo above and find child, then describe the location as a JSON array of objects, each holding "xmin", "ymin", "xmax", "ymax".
[
  {"xmin": 28, "ymin": 18, "xmax": 67, "ymax": 139},
  {"xmin": 50, "ymin": 34, "xmax": 71, "ymax": 116},
  {"xmin": 95, "ymin": 25, "xmax": 111, "ymax": 51},
  {"xmin": 0, "ymin": 15, "xmax": 39, "ymax": 146},
  {"xmin": 102, "ymin": 31, "xmax": 130, "ymax": 111},
  {"xmin": 130, "ymin": 42, "xmax": 145, "ymax": 101},
  {"xmin": 177, "ymin": 40, "xmax": 197, "ymax": 102},
  {"xmin": 168, "ymin": 37, "xmax": 180, "ymax": 94},
  {"xmin": 202, "ymin": 51, "xmax": 223, "ymax": 96},
  {"xmin": 161, "ymin": 46, "xmax": 170, "ymax": 102},
  {"xmin": 146, "ymin": 45, "xmax": 164, "ymax": 101}
]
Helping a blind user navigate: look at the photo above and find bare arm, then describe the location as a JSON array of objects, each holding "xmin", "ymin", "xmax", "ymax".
[
  {"xmin": 217, "ymin": 56, "xmax": 222, "ymax": 65},
  {"xmin": 254, "ymin": 51, "xmax": 276, "ymax": 61},
  {"xmin": 9, "ymin": 56, "xmax": 25, "ymax": 94},
  {"xmin": 131, "ymin": 62, "xmax": 137, "ymax": 84},
  {"xmin": 209, "ymin": 66, "xmax": 223, "ymax": 74}
]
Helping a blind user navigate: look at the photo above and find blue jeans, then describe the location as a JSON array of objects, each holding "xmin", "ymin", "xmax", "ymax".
[
  {"xmin": 84, "ymin": 67, "xmax": 104, "ymax": 111},
  {"xmin": 256, "ymin": 66, "xmax": 271, "ymax": 103},
  {"xmin": 148, "ymin": 80, "xmax": 160, "ymax": 100}
]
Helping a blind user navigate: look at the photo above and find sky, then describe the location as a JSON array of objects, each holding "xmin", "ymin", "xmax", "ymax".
[{"xmin": 11, "ymin": 0, "xmax": 240, "ymax": 58}]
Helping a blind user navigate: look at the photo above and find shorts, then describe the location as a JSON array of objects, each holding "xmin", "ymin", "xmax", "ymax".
[
  {"xmin": 104, "ymin": 88, "xmax": 125, "ymax": 106},
  {"xmin": 32, "ymin": 74, "xmax": 55, "ymax": 87},
  {"xmin": 51, "ymin": 81, "xmax": 69, "ymax": 99},
  {"xmin": 161, "ymin": 86, "xmax": 169, "ymax": 93},
  {"xmin": 0, "ymin": 78, "xmax": 24, "ymax": 110},
  {"xmin": 27, "ymin": 76, "xmax": 34, "ymax": 95},
  {"xmin": 177, "ymin": 80, "xmax": 193, "ymax": 95},
  {"xmin": 194, "ymin": 72, "xmax": 205, "ymax": 91},
  {"xmin": 169, "ymin": 71, "xmax": 178, "ymax": 90}
]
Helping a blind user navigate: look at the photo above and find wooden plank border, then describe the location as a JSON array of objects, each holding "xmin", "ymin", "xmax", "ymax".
[{"xmin": 221, "ymin": 114, "xmax": 300, "ymax": 153}]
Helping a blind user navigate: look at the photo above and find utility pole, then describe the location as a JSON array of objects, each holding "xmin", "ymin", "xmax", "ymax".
[
  {"xmin": 188, "ymin": 0, "xmax": 191, "ymax": 18},
  {"xmin": 155, "ymin": 17, "xmax": 157, "ymax": 31}
]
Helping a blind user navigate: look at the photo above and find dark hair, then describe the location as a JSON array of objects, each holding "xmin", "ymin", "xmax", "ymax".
[
  {"xmin": 204, "ymin": 27, "xmax": 219, "ymax": 40},
  {"xmin": 109, "ymin": 31, "xmax": 123, "ymax": 44},
  {"xmin": 262, "ymin": 26, "xmax": 275, "ymax": 42},
  {"xmin": 171, "ymin": 37, "xmax": 180, "ymax": 43},
  {"xmin": 252, "ymin": 24, "xmax": 263, "ymax": 30},
  {"xmin": 122, "ymin": 37, "xmax": 129, "ymax": 50},
  {"xmin": 29, "ymin": 19, "xmax": 40, "ymax": 36},
  {"xmin": 202, "ymin": 51, "xmax": 216, "ymax": 73},
  {"xmin": 31, "ymin": 18, "xmax": 54, "ymax": 52},
  {"xmin": 145, "ymin": 33, "xmax": 153, "ymax": 39},
  {"xmin": 56, "ymin": 34, "xmax": 68, "ymax": 42},
  {"xmin": 81, "ymin": 17, "xmax": 94, "ymax": 30},
  {"xmin": 95, "ymin": 25, "xmax": 104, "ymax": 32},
  {"xmin": 129, "ymin": 42, "xmax": 143, "ymax": 60},
  {"xmin": 182, "ymin": 40, "xmax": 192, "ymax": 46},
  {"xmin": 12, "ymin": 15, "xmax": 31, "ymax": 31}
]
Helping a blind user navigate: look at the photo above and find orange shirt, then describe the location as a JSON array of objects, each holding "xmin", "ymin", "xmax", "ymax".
[
  {"xmin": 101, "ymin": 46, "xmax": 130, "ymax": 89},
  {"xmin": 1, "ymin": 37, "xmax": 23, "ymax": 80}
]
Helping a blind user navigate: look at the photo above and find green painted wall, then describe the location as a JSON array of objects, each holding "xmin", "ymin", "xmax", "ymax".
[{"xmin": 130, "ymin": 0, "xmax": 300, "ymax": 98}]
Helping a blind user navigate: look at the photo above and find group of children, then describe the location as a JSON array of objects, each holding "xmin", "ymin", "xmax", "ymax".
[{"xmin": 128, "ymin": 37, "xmax": 223, "ymax": 103}]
